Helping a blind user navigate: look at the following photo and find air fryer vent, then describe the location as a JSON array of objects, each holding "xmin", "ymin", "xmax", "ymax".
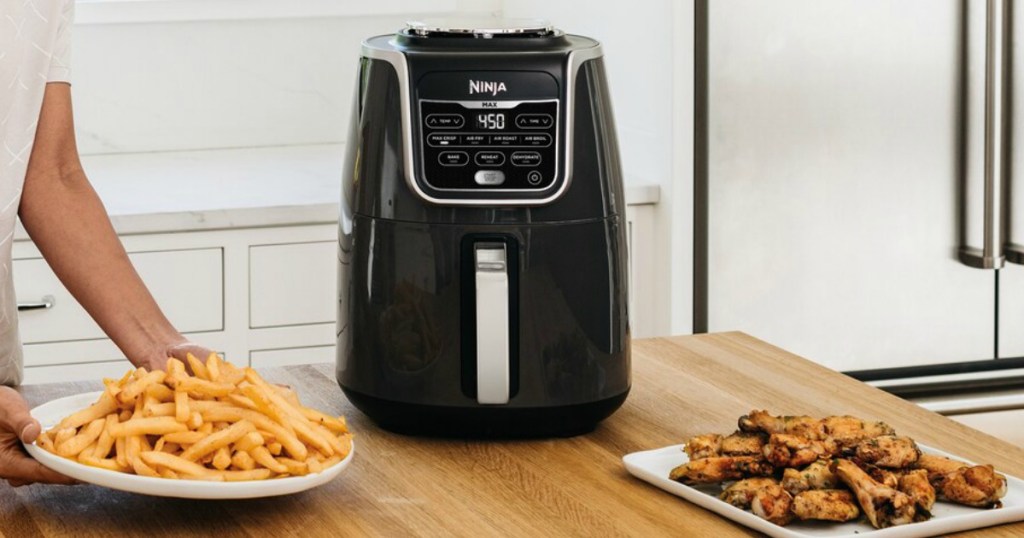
[{"xmin": 405, "ymin": 18, "xmax": 557, "ymax": 39}]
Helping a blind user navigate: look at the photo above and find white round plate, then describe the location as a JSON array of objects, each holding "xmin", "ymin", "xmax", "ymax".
[{"xmin": 23, "ymin": 391, "xmax": 354, "ymax": 499}]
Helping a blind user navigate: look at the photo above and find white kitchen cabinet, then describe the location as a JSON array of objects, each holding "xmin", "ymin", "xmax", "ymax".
[
  {"xmin": 16, "ymin": 248, "xmax": 223, "ymax": 344},
  {"xmin": 249, "ymin": 241, "xmax": 337, "ymax": 328},
  {"xmin": 250, "ymin": 345, "xmax": 335, "ymax": 368}
]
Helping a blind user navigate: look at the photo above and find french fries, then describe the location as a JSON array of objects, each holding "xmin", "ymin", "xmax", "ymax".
[{"xmin": 39, "ymin": 354, "xmax": 353, "ymax": 481}]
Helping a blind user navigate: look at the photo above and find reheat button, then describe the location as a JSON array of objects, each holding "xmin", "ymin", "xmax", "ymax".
[{"xmin": 474, "ymin": 151, "xmax": 506, "ymax": 166}]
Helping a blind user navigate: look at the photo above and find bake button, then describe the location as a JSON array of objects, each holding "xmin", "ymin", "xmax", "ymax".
[
  {"xmin": 474, "ymin": 151, "xmax": 506, "ymax": 166},
  {"xmin": 474, "ymin": 170, "xmax": 506, "ymax": 186},
  {"xmin": 438, "ymin": 151, "xmax": 469, "ymax": 166},
  {"xmin": 521, "ymin": 134, "xmax": 552, "ymax": 147},
  {"xmin": 511, "ymin": 151, "xmax": 542, "ymax": 167},
  {"xmin": 427, "ymin": 133, "xmax": 460, "ymax": 147},
  {"xmin": 526, "ymin": 170, "xmax": 543, "ymax": 185}
]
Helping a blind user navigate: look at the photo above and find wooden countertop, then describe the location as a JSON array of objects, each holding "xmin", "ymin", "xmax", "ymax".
[{"xmin": 3, "ymin": 332, "xmax": 1022, "ymax": 537}]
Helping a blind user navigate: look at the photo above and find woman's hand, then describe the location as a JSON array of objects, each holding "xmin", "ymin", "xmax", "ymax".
[
  {"xmin": 134, "ymin": 340, "xmax": 218, "ymax": 373},
  {"xmin": 0, "ymin": 387, "xmax": 76, "ymax": 487}
]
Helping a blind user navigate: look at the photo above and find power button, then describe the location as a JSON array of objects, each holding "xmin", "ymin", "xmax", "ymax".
[{"xmin": 526, "ymin": 170, "xmax": 543, "ymax": 185}]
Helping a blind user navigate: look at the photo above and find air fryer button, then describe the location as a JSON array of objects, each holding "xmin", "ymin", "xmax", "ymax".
[
  {"xmin": 463, "ymin": 134, "xmax": 487, "ymax": 145},
  {"xmin": 522, "ymin": 134, "xmax": 552, "ymax": 147},
  {"xmin": 511, "ymin": 152, "xmax": 542, "ymax": 167},
  {"xmin": 427, "ymin": 133, "xmax": 460, "ymax": 147},
  {"xmin": 515, "ymin": 114, "xmax": 554, "ymax": 129},
  {"xmin": 425, "ymin": 114, "xmax": 464, "ymax": 129},
  {"xmin": 474, "ymin": 170, "xmax": 506, "ymax": 186},
  {"xmin": 526, "ymin": 170, "xmax": 543, "ymax": 185},
  {"xmin": 474, "ymin": 151, "xmax": 506, "ymax": 166},
  {"xmin": 438, "ymin": 151, "xmax": 469, "ymax": 167}
]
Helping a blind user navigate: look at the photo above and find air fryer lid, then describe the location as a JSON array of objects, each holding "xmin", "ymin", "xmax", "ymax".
[{"xmin": 404, "ymin": 18, "xmax": 558, "ymax": 38}]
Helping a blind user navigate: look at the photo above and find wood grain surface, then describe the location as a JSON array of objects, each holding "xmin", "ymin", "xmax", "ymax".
[{"xmin": 2, "ymin": 332, "xmax": 1022, "ymax": 537}]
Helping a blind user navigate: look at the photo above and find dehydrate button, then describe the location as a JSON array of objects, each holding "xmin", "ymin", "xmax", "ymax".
[{"xmin": 511, "ymin": 151, "xmax": 542, "ymax": 166}]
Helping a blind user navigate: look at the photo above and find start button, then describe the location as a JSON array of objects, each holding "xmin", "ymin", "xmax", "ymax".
[{"xmin": 474, "ymin": 170, "xmax": 506, "ymax": 186}]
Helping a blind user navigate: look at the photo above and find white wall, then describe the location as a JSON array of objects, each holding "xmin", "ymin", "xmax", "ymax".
[
  {"xmin": 68, "ymin": 0, "xmax": 691, "ymax": 336},
  {"xmin": 71, "ymin": 0, "xmax": 500, "ymax": 155}
]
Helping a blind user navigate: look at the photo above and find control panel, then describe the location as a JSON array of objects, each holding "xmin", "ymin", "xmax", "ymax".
[{"xmin": 418, "ymin": 99, "xmax": 559, "ymax": 191}]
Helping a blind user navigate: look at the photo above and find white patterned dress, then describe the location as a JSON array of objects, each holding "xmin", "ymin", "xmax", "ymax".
[{"xmin": 0, "ymin": 0, "xmax": 73, "ymax": 385}]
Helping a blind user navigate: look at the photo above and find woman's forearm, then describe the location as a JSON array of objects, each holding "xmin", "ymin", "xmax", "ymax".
[{"xmin": 18, "ymin": 84, "xmax": 185, "ymax": 368}]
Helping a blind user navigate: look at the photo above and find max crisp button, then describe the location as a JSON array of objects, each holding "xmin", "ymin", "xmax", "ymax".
[{"xmin": 474, "ymin": 170, "xmax": 506, "ymax": 186}]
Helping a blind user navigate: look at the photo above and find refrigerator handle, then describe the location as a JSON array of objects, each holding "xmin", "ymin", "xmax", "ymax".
[{"xmin": 960, "ymin": 0, "xmax": 1008, "ymax": 269}]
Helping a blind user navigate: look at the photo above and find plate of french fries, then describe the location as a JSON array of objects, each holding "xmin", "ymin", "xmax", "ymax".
[
  {"xmin": 623, "ymin": 410, "xmax": 1024, "ymax": 538},
  {"xmin": 23, "ymin": 354, "xmax": 354, "ymax": 499}
]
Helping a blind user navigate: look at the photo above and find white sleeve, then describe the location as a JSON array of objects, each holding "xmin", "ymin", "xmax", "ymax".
[{"xmin": 47, "ymin": 0, "xmax": 75, "ymax": 83}]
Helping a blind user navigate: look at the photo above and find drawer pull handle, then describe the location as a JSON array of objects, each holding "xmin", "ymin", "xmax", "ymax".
[{"xmin": 17, "ymin": 295, "xmax": 56, "ymax": 311}]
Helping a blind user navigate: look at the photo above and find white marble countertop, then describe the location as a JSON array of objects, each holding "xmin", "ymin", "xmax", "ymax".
[{"xmin": 15, "ymin": 144, "xmax": 660, "ymax": 239}]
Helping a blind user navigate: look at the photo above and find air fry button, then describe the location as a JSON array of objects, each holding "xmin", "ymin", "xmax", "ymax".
[{"xmin": 438, "ymin": 151, "xmax": 469, "ymax": 166}]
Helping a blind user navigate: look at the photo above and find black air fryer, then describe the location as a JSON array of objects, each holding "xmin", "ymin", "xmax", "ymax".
[{"xmin": 337, "ymin": 19, "xmax": 630, "ymax": 437}]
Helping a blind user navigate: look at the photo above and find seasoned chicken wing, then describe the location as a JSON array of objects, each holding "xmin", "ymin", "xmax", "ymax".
[
  {"xmin": 684, "ymin": 433, "xmax": 723, "ymax": 460},
  {"xmin": 763, "ymin": 433, "xmax": 838, "ymax": 468},
  {"xmin": 915, "ymin": 453, "xmax": 968, "ymax": 486},
  {"xmin": 721, "ymin": 431, "xmax": 767, "ymax": 456},
  {"xmin": 832, "ymin": 459, "xmax": 916, "ymax": 528},
  {"xmin": 685, "ymin": 431, "xmax": 766, "ymax": 460},
  {"xmin": 940, "ymin": 464, "xmax": 1008, "ymax": 508},
  {"xmin": 854, "ymin": 436, "xmax": 921, "ymax": 469},
  {"xmin": 781, "ymin": 459, "xmax": 841, "ymax": 494},
  {"xmin": 791, "ymin": 489, "xmax": 860, "ymax": 522},
  {"xmin": 914, "ymin": 453, "xmax": 1007, "ymax": 507},
  {"xmin": 739, "ymin": 410, "xmax": 825, "ymax": 439},
  {"xmin": 719, "ymin": 477, "xmax": 779, "ymax": 508},
  {"xmin": 898, "ymin": 469, "xmax": 936, "ymax": 519},
  {"xmin": 854, "ymin": 460, "xmax": 899, "ymax": 488},
  {"xmin": 669, "ymin": 456, "xmax": 774, "ymax": 485},
  {"xmin": 751, "ymin": 482, "xmax": 794, "ymax": 526},
  {"xmin": 822, "ymin": 415, "xmax": 896, "ymax": 448}
]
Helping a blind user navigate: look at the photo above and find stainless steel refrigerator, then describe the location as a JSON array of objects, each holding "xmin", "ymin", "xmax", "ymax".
[{"xmin": 695, "ymin": 0, "xmax": 1024, "ymax": 389}]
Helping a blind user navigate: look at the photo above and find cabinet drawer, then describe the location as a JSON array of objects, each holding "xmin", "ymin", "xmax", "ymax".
[
  {"xmin": 249, "ymin": 242, "xmax": 336, "ymax": 328},
  {"xmin": 15, "ymin": 248, "xmax": 223, "ymax": 344},
  {"xmin": 250, "ymin": 345, "xmax": 335, "ymax": 368},
  {"xmin": 23, "ymin": 360, "xmax": 134, "ymax": 385}
]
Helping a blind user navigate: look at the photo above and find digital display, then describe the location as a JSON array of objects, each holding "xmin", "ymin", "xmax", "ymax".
[{"xmin": 476, "ymin": 113, "xmax": 506, "ymax": 130}]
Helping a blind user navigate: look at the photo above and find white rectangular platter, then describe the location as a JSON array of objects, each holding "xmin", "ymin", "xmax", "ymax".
[{"xmin": 623, "ymin": 444, "xmax": 1024, "ymax": 538}]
